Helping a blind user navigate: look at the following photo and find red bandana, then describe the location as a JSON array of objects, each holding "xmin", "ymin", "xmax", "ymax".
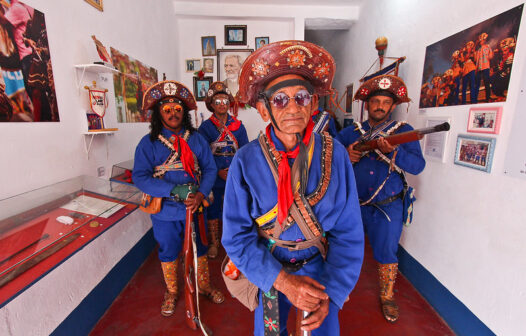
[
  {"xmin": 266, "ymin": 119, "xmax": 314, "ymax": 226},
  {"xmin": 172, "ymin": 133, "xmax": 196, "ymax": 180},
  {"xmin": 210, "ymin": 114, "xmax": 241, "ymax": 146}
]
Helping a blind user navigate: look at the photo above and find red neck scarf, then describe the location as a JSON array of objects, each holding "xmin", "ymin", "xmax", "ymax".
[
  {"xmin": 210, "ymin": 114, "xmax": 241, "ymax": 145},
  {"xmin": 171, "ymin": 132, "xmax": 196, "ymax": 180},
  {"xmin": 266, "ymin": 119, "xmax": 314, "ymax": 226}
]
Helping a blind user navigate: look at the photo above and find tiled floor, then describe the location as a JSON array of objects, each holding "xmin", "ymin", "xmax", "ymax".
[{"xmin": 90, "ymin": 241, "xmax": 454, "ymax": 335}]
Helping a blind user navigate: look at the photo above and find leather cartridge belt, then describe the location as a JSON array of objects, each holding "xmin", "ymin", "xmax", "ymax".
[{"xmin": 363, "ymin": 190, "xmax": 404, "ymax": 207}]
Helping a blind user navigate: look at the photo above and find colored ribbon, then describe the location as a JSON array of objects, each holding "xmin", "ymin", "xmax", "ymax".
[{"xmin": 172, "ymin": 133, "xmax": 196, "ymax": 180}]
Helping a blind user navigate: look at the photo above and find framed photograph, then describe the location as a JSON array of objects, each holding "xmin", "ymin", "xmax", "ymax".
[
  {"xmin": 467, "ymin": 106, "xmax": 502, "ymax": 134},
  {"xmin": 217, "ymin": 48, "xmax": 253, "ymax": 96},
  {"xmin": 84, "ymin": 0, "xmax": 103, "ymax": 11},
  {"xmin": 454, "ymin": 134, "xmax": 496, "ymax": 173},
  {"xmin": 345, "ymin": 84, "xmax": 354, "ymax": 113},
  {"xmin": 201, "ymin": 36, "xmax": 216, "ymax": 56},
  {"xmin": 193, "ymin": 76, "xmax": 213, "ymax": 101},
  {"xmin": 255, "ymin": 36, "xmax": 269, "ymax": 50},
  {"xmin": 203, "ymin": 58, "xmax": 214, "ymax": 73},
  {"xmin": 225, "ymin": 25, "xmax": 247, "ymax": 45},
  {"xmin": 424, "ymin": 117, "xmax": 451, "ymax": 162},
  {"xmin": 185, "ymin": 59, "xmax": 201, "ymax": 73}
]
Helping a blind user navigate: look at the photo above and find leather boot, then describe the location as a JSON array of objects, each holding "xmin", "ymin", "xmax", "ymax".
[
  {"xmin": 197, "ymin": 255, "xmax": 224, "ymax": 304},
  {"xmin": 160, "ymin": 260, "xmax": 179, "ymax": 316},
  {"xmin": 207, "ymin": 219, "xmax": 220, "ymax": 259},
  {"xmin": 378, "ymin": 263, "xmax": 399, "ymax": 322}
]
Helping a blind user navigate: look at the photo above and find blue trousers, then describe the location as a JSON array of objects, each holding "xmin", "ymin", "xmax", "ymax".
[
  {"xmin": 151, "ymin": 215, "xmax": 208, "ymax": 262},
  {"xmin": 462, "ymin": 71, "xmax": 476, "ymax": 105},
  {"xmin": 208, "ymin": 186, "xmax": 225, "ymax": 220},
  {"xmin": 361, "ymin": 199, "xmax": 403, "ymax": 264}
]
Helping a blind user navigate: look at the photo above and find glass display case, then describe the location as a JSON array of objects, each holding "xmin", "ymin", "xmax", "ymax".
[
  {"xmin": 110, "ymin": 159, "xmax": 135, "ymax": 187},
  {"xmin": 0, "ymin": 175, "xmax": 141, "ymax": 306}
]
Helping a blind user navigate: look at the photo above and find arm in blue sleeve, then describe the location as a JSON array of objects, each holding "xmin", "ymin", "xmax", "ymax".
[
  {"xmin": 132, "ymin": 138, "xmax": 173, "ymax": 197},
  {"xmin": 222, "ymin": 159, "xmax": 282, "ymax": 292},
  {"xmin": 195, "ymin": 134, "xmax": 217, "ymax": 196},
  {"xmin": 318, "ymin": 147, "xmax": 365, "ymax": 309},
  {"xmin": 390, "ymin": 125, "xmax": 426, "ymax": 175},
  {"xmin": 328, "ymin": 117, "xmax": 338, "ymax": 137}
]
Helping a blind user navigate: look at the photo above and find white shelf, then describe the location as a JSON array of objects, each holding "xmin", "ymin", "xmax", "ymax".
[
  {"xmin": 74, "ymin": 63, "xmax": 119, "ymax": 90},
  {"xmin": 82, "ymin": 129, "xmax": 118, "ymax": 159}
]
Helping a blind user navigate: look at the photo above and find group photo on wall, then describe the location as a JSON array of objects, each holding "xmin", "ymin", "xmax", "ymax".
[{"xmin": 419, "ymin": 4, "xmax": 523, "ymax": 108}]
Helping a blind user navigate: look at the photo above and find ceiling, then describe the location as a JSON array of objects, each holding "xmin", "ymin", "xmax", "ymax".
[{"xmin": 174, "ymin": 0, "xmax": 365, "ymax": 6}]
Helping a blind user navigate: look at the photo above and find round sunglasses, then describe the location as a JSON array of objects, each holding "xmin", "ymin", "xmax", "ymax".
[
  {"xmin": 161, "ymin": 104, "xmax": 183, "ymax": 114},
  {"xmin": 270, "ymin": 90, "xmax": 312, "ymax": 109},
  {"xmin": 214, "ymin": 98, "xmax": 230, "ymax": 105}
]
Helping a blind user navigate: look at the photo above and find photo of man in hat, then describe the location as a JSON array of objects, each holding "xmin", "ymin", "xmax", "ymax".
[{"xmin": 222, "ymin": 41, "xmax": 364, "ymax": 335}]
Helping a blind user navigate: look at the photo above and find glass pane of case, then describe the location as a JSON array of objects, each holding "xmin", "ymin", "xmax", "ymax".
[
  {"xmin": 110, "ymin": 159, "xmax": 135, "ymax": 187},
  {"xmin": 0, "ymin": 175, "xmax": 141, "ymax": 305}
]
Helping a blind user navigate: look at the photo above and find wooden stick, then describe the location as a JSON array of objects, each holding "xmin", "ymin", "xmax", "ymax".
[{"xmin": 0, "ymin": 233, "xmax": 50, "ymax": 266}]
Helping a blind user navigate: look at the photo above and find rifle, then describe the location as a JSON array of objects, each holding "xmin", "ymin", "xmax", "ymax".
[
  {"xmin": 354, "ymin": 122, "xmax": 450, "ymax": 152},
  {"xmin": 295, "ymin": 308, "xmax": 311, "ymax": 336},
  {"xmin": 183, "ymin": 201, "xmax": 211, "ymax": 335}
]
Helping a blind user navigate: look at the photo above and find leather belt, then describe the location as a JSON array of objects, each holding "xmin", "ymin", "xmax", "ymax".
[{"xmin": 280, "ymin": 252, "xmax": 320, "ymax": 273}]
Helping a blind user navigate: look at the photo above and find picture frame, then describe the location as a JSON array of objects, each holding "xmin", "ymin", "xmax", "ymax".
[
  {"xmin": 345, "ymin": 83, "xmax": 354, "ymax": 113},
  {"xmin": 454, "ymin": 134, "xmax": 496, "ymax": 173},
  {"xmin": 193, "ymin": 76, "xmax": 213, "ymax": 101},
  {"xmin": 255, "ymin": 36, "xmax": 269, "ymax": 50},
  {"xmin": 201, "ymin": 36, "xmax": 216, "ymax": 56},
  {"xmin": 467, "ymin": 106, "xmax": 502, "ymax": 134},
  {"xmin": 84, "ymin": 0, "xmax": 103, "ymax": 11},
  {"xmin": 217, "ymin": 48, "xmax": 253, "ymax": 96},
  {"xmin": 225, "ymin": 25, "xmax": 247, "ymax": 45},
  {"xmin": 203, "ymin": 58, "xmax": 214, "ymax": 73},
  {"xmin": 185, "ymin": 59, "xmax": 201, "ymax": 73},
  {"xmin": 424, "ymin": 117, "xmax": 451, "ymax": 162}
]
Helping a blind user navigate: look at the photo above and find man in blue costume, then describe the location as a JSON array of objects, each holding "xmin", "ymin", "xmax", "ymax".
[
  {"xmin": 222, "ymin": 40, "xmax": 364, "ymax": 335},
  {"xmin": 133, "ymin": 80, "xmax": 224, "ymax": 318},
  {"xmin": 336, "ymin": 75, "xmax": 426, "ymax": 323},
  {"xmin": 198, "ymin": 81, "xmax": 249, "ymax": 258}
]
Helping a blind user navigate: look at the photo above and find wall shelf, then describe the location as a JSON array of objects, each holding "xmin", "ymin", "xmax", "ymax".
[
  {"xmin": 83, "ymin": 129, "xmax": 118, "ymax": 159},
  {"xmin": 74, "ymin": 64, "xmax": 119, "ymax": 90}
]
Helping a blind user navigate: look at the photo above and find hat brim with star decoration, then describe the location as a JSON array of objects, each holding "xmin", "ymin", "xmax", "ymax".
[
  {"xmin": 142, "ymin": 80, "xmax": 197, "ymax": 111},
  {"xmin": 237, "ymin": 40, "xmax": 335, "ymax": 108},
  {"xmin": 354, "ymin": 75, "xmax": 411, "ymax": 104},
  {"xmin": 204, "ymin": 81, "xmax": 235, "ymax": 112}
]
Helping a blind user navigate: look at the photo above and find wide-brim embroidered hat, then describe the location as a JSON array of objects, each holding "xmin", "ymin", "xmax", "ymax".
[
  {"xmin": 354, "ymin": 75, "xmax": 410, "ymax": 104},
  {"xmin": 237, "ymin": 40, "xmax": 335, "ymax": 108},
  {"xmin": 205, "ymin": 81, "xmax": 235, "ymax": 112},
  {"xmin": 142, "ymin": 80, "xmax": 197, "ymax": 111}
]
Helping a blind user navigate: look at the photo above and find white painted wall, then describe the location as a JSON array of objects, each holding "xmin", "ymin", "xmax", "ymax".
[
  {"xmin": 338, "ymin": 1, "xmax": 526, "ymax": 335},
  {"xmin": 0, "ymin": 0, "xmax": 177, "ymax": 200}
]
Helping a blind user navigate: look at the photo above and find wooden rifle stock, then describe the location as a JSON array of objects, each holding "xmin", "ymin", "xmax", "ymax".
[
  {"xmin": 295, "ymin": 309, "xmax": 311, "ymax": 336},
  {"xmin": 183, "ymin": 207, "xmax": 199, "ymax": 330},
  {"xmin": 354, "ymin": 122, "xmax": 450, "ymax": 152}
]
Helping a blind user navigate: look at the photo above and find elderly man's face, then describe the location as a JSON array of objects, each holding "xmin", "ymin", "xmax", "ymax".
[
  {"xmin": 224, "ymin": 56, "xmax": 241, "ymax": 80},
  {"xmin": 256, "ymin": 74, "xmax": 318, "ymax": 135}
]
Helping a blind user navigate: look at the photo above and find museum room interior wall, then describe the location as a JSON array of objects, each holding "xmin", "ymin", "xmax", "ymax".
[{"xmin": 341, "ymin": 0, "xmax": 526, "ymax": 334}]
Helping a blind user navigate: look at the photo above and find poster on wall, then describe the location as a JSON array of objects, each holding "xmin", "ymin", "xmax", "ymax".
[
  {"xmin": 419, "ymin": 4, "xmax": 523, "ymax": 108},
  {"xmin": 217, "ymin": 48, "xmax": 253, "ymax": 97},
  {"xmin": 0, "ymin": 1, "xmax": 59, "ymax": 122},
  {"xmin": 110, "ymin": 47, "xmax": 158, "ymax": 123}
]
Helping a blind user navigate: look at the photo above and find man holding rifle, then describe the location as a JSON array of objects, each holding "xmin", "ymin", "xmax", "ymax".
[
  {"xmin": 336, "ymin": 74, "xmax": 426, "ymax": 323},
  {"xmin": 133, "ymin": 80, "xmax": 224, "ymax": 320},
  {"xmin": 222, "ymin": 41, "xmax": 364, "ymax": 335}
]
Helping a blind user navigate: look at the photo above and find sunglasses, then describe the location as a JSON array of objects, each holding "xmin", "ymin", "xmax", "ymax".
[
  {"xmin": 161, "ymin": 104, "xmax": 183, "ymax": 114},
  {"xmin": 214, "ymin": 98, "xmax": 230, "ymax": 105},
  {"xmin": 270, "ymin": 90, "xmax": 312, "ymax": 109}
]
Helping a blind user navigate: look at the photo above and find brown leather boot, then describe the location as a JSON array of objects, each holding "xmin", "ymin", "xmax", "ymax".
[
  {"xmin": 207, "ymin": 219, "xmax": 220, "ymax": 259},
  {"xmin": 160, "ymin": 260, "xmax": 179, "ymax": 316},
  {"xmin": 197, "ymin": 255, "xmax": 224, "ymax": 304},
  {"xmin": 378, "ymin": 263, "xmax": 399, "ymax": 322}
]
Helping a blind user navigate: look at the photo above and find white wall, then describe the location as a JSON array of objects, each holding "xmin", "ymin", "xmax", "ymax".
[
  {"xmin": 339, "ymin": 1, "xmax": 526, "ymax": 335},
  {"xmin": 0, "ymin": 0, "xmax": 177, "ymax": 199}
]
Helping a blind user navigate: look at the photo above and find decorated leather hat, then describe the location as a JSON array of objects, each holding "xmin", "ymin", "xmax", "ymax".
[
  {"xmin": 205, "ymin": 81, "xmax": 235, "ymax": 112},
  {"xmin": 237, "ymin": 40, "xmax": 335, "ymax": 108},
  {"xmin": 142, "ymin": 80, "xmax": 197, "ymax": 111},
  {"xmin": 354, "ymin": 75, "xmax": 410, "ymax": 104}
]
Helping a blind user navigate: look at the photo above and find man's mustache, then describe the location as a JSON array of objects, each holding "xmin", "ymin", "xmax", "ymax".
[{"xmin": 374, "ymin": 109, "xmax": 386, "ymax": 114}]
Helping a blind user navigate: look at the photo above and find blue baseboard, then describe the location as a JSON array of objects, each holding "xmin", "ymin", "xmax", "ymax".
[
  {"xmin": 51, "ymin": 228, "xmax": 156, "ymax": 336},
  {"xmin": 397, "ymin": 245, "xmax": 495, "ymax": 336}
]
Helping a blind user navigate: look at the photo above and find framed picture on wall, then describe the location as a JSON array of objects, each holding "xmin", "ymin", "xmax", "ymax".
[
  {"xmin": 217, "ymin": 48, "xmax": 253, "ymax": 96},
  {"xmin": 255, "ymin": 36, "xmax": 269, "ymax": 50},
  {"xmin": 225, "ymin": 25, "xmax": 247, "ymax": 45},
  {"xmin": 203, "ymin": 58, "xmax": 214, "ymax": 73},
  {"xmin": 201, "ymin": 36, "xmax": 216, "ymax": 56},
  {"xmin": 424, "ymin": 117, "xmax": 451, "ymax": 162},
  {"xmin": 454, "ymin": 134, "xmax": 496, "ymax": 173},
  {"xmin": 467, "ymin": 106, "xmax": 502, "ymax": 134},
  {"xmin": 84, "ymin": 0, "xmax": 103, "ymax": 11},
  {"xmin": 345, "ymin": 84, "xmax": 354, "ymax": 113},
  {"xmin": 185, "ymin": 59, "xmax": 201, "ymax": 73},
  {"xmin": 193, "ymin": 76, "xmax": 213, "ymax": 101}
]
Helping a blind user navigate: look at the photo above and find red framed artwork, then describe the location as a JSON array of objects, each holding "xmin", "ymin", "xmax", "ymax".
[{"xmin": 467, "ymin": 106, "xmax": 502, "ymax": 134}]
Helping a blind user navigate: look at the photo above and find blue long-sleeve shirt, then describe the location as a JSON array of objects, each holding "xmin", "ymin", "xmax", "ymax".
[
  {"xmin": 222, "ymin": 127, "xmax": 364, "ymax": 309},
  {"xmin": 132, "ymin": 126, "xmax": 217, "ymax": 221},
  {"xmin": 336, "ymin": 121, "xmax": 425, "ymax": 202}
]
